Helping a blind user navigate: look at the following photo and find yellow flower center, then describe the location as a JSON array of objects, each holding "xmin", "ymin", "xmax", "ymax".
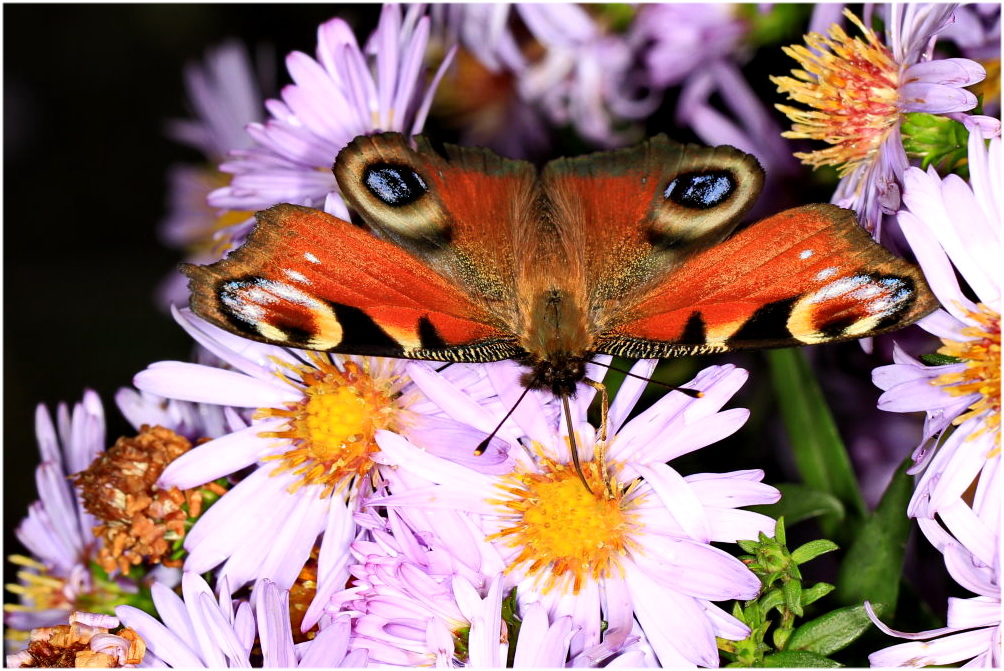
[
  {"xmin": 932, "ymin": 304, "xmax": 1001, "ymax": 448},
  {"xmin": 771, "ymin": 9, "xmax": 901, "ymax": 176},
  {"xmin": 256, "ymin": 354, "xmax": 400, "ymax": 497},
  {"xmin": 488, "ymin": 449, "xmax": 639, "ymax": 594}
]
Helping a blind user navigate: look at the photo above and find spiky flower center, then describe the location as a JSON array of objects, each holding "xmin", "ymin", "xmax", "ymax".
[
  {"xmin": 933, "ymin": 304, "xmax": 1001, "ymax": 445},
  {"xmin": 488, "ymin": 449, "xmax": 639, "ymax": 594},
  {"xmin": 771, "ymin": 9, "xmax": 901, "ymax": 175},
  {"xmin": 257, "ymin": 354, "xmax": 399, "ymax": 497}
]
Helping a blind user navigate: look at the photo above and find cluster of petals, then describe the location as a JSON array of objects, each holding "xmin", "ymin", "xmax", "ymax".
[{"xmin": 208, "ymin": 5, "xmax": 451, "ymax": 218}]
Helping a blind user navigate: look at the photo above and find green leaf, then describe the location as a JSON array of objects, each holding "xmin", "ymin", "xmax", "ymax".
[
  {"xmin": 833, "ymin": 458, "xmax": 913, "ymax": 608},
  {"xmin": 787, "ymin": 604, "xmax": 877, "ymax": 655},
  {"xmin": 801, "ymin": 583, "xmax": 835, "ymax": 608},
  {"xmin": 763, "ymin": 650, "xmax": 843, "ymax": 667},
  {"xmin": 766, "ymin": 349, "xmax": 867, "ymax": 538},
  {"xmin": 902, "ymin": 112, "xmax": 970, "ymax": 175},
  {"xmin": 791, "ymin": 540, "xmax": 839, "ymax": 565},
  {"xmin": 750, "ymin": 483, "xmax": 846, "ymax": 526}
]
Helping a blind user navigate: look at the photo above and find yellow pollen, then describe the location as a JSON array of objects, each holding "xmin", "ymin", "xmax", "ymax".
[
  {"xmin": 488, "ymin": 451, "xmax": 638, "ymax": 594},
  {"xmin": 771, "ymin": 9, "xmax": 902, "ymax": 175},
  {"xmin": 256, "ymin": 354, "xmax": 400, "ymax": 497},
  {"xmin": 932, "ymin": 304, "xmax": 1001, "ymax": 448}
]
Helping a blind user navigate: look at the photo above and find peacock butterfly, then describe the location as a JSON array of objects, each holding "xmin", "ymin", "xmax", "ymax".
[{"xmin": 185, "ymin": 132, "xmax": 937, "ymax": 400}]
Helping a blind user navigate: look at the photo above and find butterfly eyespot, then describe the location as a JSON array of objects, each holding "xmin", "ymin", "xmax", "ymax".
[
  {"xmin": 363, "ymin": 163, "xmax": 428, "ymax": 207},
  {"xmin": 664, "ymin": 171, "xmax": 736, "ymax": 209}
]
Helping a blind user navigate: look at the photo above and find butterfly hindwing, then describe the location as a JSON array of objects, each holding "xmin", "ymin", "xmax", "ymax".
[
  {"xmin": 540, "ymin": 135, "xmax": 764, "ymax": 310},
  {"xmin": 184, "ymin": 204, "xmax": 521, "ymax": 362},
  {"xmin": 594, "ymin": 204, "xmax": 939, "ymax": 356}
]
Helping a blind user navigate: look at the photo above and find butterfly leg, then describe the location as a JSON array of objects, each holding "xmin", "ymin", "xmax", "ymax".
[{"xmin": 584, "ymin": 378, "xmax": 615, "ymax": 498}]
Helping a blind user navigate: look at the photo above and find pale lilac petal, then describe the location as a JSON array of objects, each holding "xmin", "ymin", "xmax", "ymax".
[
  {"xmin": 159, "ymin": 419, "xmax": 283, "ymax": 488},
  {"xmin": 869, "ymin": 629, "xmax": 996, "ymax": 667},
  {"xmin": 633, "ymin": 463, "xmax": 710, "ymax": 542},
  {"xmin": 626, "ymin": 569, "xmax": 717, "ymax": 666},
  {"xmin": 135, "ymin": 361, "xmax": 298, "ymax": 408},
  {"xmin": 633, "ymin": 536, "xmax": 761, "ymax": 600},
  {"xmin": 115, "ymin": 605, "xmax": 206, "ymax": 668},
  {"xmin": 903, "ymin": 58, "xmax": 986, "ymax": 87},
  {"xmin": 607, "ymin": 359, "xmax": 658, "ymax": 434}
]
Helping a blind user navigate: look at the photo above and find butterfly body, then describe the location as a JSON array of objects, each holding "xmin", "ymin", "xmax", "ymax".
[{"xmin": 186, "ymin": 133, "xmax": 937, "ymax": 396}]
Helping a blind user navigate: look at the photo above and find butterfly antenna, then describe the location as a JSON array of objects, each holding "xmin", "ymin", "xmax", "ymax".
[
  {"xmin": 589, "ymin": 360, "xmax": 703, "ymax": 398},
  {"xmin": 562, "ymin": 394, "xmax": 595, "ymax": 495},
  {"xmin": 474, "ymin": 380, "xmax": 537, "ymax": 456}
]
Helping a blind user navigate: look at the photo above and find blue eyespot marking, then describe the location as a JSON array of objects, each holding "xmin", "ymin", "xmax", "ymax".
[
  {"xmin": 364, "ymin": 164, "xmax": 428, "ymax": 206},
  {"xmin": 664, "ymin": 171, "xmax": 736, "ymax": 209}
]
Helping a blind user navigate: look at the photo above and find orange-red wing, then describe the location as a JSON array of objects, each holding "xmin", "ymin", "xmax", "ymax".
[
  {"xmin": 595, "ymin": 204, "xmax": 938, "ymax": 357},
  {"xmin": 185, "ymin": 204, "xmax": 520, "ymax": 362}
]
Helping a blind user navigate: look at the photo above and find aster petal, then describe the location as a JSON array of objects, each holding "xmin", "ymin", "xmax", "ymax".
[
  {"xmin": 938, "ymin": 175, "xmax": 999, "ymax": 303},
  {"xmin": 937, "ymin": 498, "xmax": 997, "ymax": 568},
  {"xmin": 173, "ymin": 307, "xmax": 294, "ymax": 382},
  {"xmin": 633, "ymin": 463, "xmax": 711, "ymax": 542},
  {"xmin": 115, "ymin": 605, "xmax": 206, "ymax": 668},
  {"xmin": 869, "ymin": 628, "xmax": 996, "ymax": 667},
  {"xmin": 374, "ymin": 430, "xmax": 498, "ymax": 492},
  {"xmin": 135, "ymin": 361, "xmax": 299, "ymax": 408},
  {"xmin": 183, "ymin": 469, "xmax": 301, "ymax": 572},
  {"xmin": 917, "ymin": 308, "xmax": 969, "ymax": 339},
  {"xmin": 302, "ymin": 499, "xmax": 357, "ymax": 631},
  {"xmin": 877, "ymin": 374, "xmax": 966, "ymax": 412},
  {"xmin": 685, "ymin": 470, "xmax": 781, "ymax": 508},
  {"xmin": 255, "ymin": 581, "xmax": 295, "ymax": 668},
  {"xmin": 219, "ymin": 483, "xmax": 330, "ymax": 591},
  {"xmin": 159, "ymin": 419, "xmax": 284, "ymax": 488},
  {"xmin": 927, "ymin": 430, "xmax": 997, "ymax": 519},
  {"xmin": 897, "ymin": 209, "xmax": 978, "ymax": 322},
  {"xmin": 949, "ymin": 596, "xmax": 1001, "ymax": 629},
  {"xmin": 703, "ymin": 601, "xmax": 752, "ymax": 641},
  {"xmin": 703, "ymin": 508, "xmax": 779, "ymax": 543},
  {"xmin": 607, "ymin": 359, "xmax": 658, "ymax": 435},
  {"xmin": 634, "ymin": 536, "xmax": 760, "ymax": 601},
  {"xmin": 298, "ymin": 618, "xmax": 355, "ymax": 667},
  {"xmin": 626, "ymin": 569, "xmax": 718, "ymax": 666},
  {"xmin": 903, "ymin": 58, "xmax": 986, "ymax": 87}
]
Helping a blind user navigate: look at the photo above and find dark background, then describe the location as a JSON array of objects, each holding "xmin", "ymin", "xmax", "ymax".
[{"xmin": 4, "ymin": 3, "xmax": 381, "ymax": 587}]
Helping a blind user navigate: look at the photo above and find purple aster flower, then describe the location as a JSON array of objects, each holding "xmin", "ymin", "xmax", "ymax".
[
  {"xmin": 158, "ymin": 41, "xmax": 268, "ymax": 309},
  {"xmin": 131, "ymin": 307, "xmax": 517, "ymax": 615},
  {"xmin": 115, "ymin": 386, "xmax": 231, "ymax": 443},
  {"xmin": 371, "ymin": 362, "xmax": 779, "ymax": 667},
  {"xmin": 6, "ymin": 392, "xmax": 109, "ymax": 637},
  {"xmin": 208, "ymin": 5, "xmax": 452, "ymax": 218},
  {"xmin": 772, "ymin": 5, "xmax": 996, "ymax": 237},
  {"xmin": 872, "ymin": 127, "xmax": 1000, "ymax": 519}
]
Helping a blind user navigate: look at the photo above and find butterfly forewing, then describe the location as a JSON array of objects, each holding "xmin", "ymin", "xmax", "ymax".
[
  {"xmin": 594, "ymin": 204, "xmax": 938, "ymax": 357},
  {"xmin": 184, "ymin": 204, "xmax": 521, "ymax": 362}
]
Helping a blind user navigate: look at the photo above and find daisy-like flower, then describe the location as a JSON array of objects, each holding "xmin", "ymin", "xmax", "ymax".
[
  {"xmin": 159, "ymin": 41, "xmax": 267, "ymax": 308},
  {"xmin": 116, "ymin": 573, "xmax": 365, "ymax": 667},
  {"xmin": 6, "ymin": 611, "xmax": 145, "ymax": 668},
  {"xmin": 131, "ymin": 307, "xmax": 521, "ymax": 613},
  {"xmin": 5, "ymin": 392, "xmax": 122, "ymax": 641},
  {"xmin": 372, "ymin": 362, "xmax": 779, "ymax": 667},
  {"xmin": 872, "ymin": 126, "xmax": 1000, "ymax": 518},
  {"xmin": 209, "ymin": 4, "xmax": 452, "ymax": 218},
  {"xmin": 772, "ymin": 5, "xmax": 993, "ymax": 236}
]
